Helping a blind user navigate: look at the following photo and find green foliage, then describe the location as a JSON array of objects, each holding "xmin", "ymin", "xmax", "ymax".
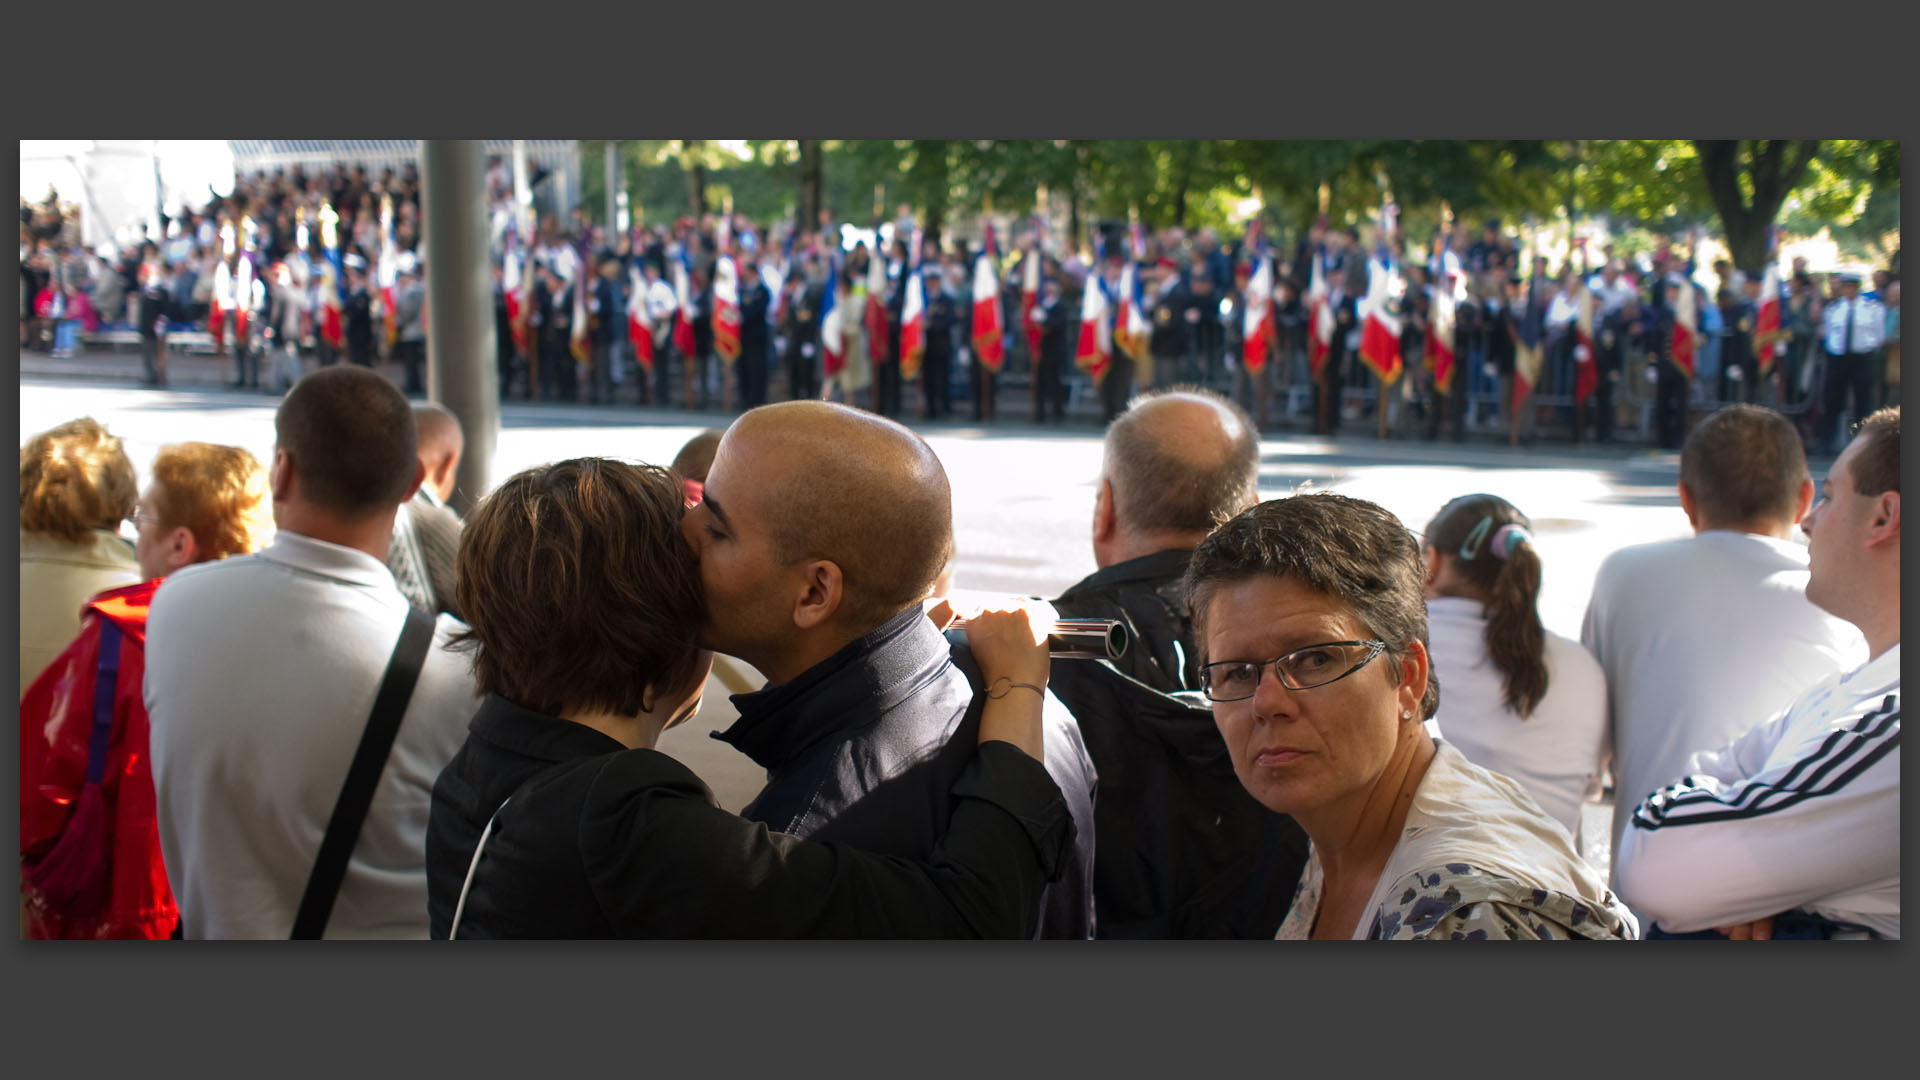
[{"xmin": 572, "ymin": 140, "xmax": 1895, "ymax": 264}]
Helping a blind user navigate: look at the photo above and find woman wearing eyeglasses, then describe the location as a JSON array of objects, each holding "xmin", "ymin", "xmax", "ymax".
[{"xmin": 1186, "ymin": 493, "xmax": 1634, "ymax": 940}]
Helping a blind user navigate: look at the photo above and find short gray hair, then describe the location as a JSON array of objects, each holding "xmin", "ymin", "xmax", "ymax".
[{"xmin": 1103, "ymin": 386, "xmax": 1260, "ymax": 537}]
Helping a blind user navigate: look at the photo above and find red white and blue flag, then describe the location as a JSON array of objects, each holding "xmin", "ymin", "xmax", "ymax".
[
  {"xmin": 972, "ymin": 223, "xmax": 1006, "ymax": 372},
  {"xmin": 672, "ymin": 253, "xmax": 697, "ymax": 358},
  {"xmin": 900, "ymin": 227, "xmax": 926, "ymax": 380},
  {"xmin": 865, "ymin": 245, "xmax": 891, "ymax": 363},
  {"xmin": 1075, "ymin": 240, "xmax": 1113, "ymax": 380},
  {"xmin": 1114, "ymin": 223, "xmax": 1152, "ymax": 365},
  {"xmin": 629, "ymin": 263, "xmax": 655, "ymax": 373},
  {"xmin": 820, "ymin": 260, "xmax": 845, "ymax": 378},
  {"xmin": 1239, "ymin": 223, "xmax": 1276, "ymax": 374},
  {"xmin": 1358, "ymin": 253, "xmax": 1404, "ymax": 385}
]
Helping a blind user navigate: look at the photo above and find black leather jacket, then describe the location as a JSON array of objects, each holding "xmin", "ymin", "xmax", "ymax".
[
  {"xmin": 1052, "ymin": 548, "xmax": 1201, "ymax": 694},
  {"xmin": 716, "ymin": 606, "xmax": 1099, "ymax": 939}
]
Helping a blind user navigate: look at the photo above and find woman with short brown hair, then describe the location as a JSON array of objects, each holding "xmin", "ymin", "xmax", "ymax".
[
  {"xmin": 20, "ymin": 417, "xmax": 140, "ymax": 691},
  {"xmin": 428, "ymin": 457, "xmax": 1073, "ymax": 939}
]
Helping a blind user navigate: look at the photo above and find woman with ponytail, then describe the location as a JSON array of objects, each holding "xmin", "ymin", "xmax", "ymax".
[{"xmin": 1421, "ymin": 495, "xmax": 1607, "ymax": 836}]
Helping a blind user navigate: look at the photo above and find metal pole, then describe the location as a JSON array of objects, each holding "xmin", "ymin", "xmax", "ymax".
[
  {"xmin": 604, "ymin": 141, "xmax": 618, "ymax": 230},
  {"xmin": 421, "ymin": 140, "xmax": 498, "ymax": 515}
]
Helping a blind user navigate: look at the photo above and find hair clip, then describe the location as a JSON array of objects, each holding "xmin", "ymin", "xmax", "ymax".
[
  {"xmin": 1489, "ymin": 523, "xmax": 1533, "ymax": 560},
  {"xmin": 1458, "ymin": 517, "xmax": 1494, "ymax": 560}
]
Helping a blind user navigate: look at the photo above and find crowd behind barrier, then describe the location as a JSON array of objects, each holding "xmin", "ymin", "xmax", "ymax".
[
  {"xmin": 18, "ymin": 363, "xmax": 1900, "ymax": 940},
  {"xmin": 22, "ymin": 178, "xmax": 1899, "ymax": 453}
]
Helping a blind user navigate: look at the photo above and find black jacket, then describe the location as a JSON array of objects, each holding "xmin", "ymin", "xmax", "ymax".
[
  {"xmin": 715, "ymin": 606, "xmax": 1099, "ymax": 939},
  {"xmin": 739, "ymin": 281, "xmax": 772, "ymax": 354},
  {"xmin": 1045, "ymin": 660, "xmax": 1309, "ymax": 939},
  {"xmin": 1052, "ymin": 548, "xmax": 1201, "ymax": 695},
  {"xmin": 923, "ymin": 289, "xmax": 957, "ymax": 360},
  {"xmin": 344, "ymin": 287, "xmax": 374, "ymax": 347},
  {"xmin": 590, "ymin": 277, "xmax": 619, "ymax": 346},
  {"xmin": 426, "ymin": 694, "xmax": 1074, "ymax": 939}
]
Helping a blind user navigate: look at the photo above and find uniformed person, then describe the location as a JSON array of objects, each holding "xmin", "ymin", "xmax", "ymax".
[{"xmin": 922, "ymin": 266, "xmax": 957, "ymax": 420}]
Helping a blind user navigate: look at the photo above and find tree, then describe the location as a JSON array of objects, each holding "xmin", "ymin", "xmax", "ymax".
[{"xmin": 1694, "ymin": 140, "xmax": 1821, "ymax": 273}]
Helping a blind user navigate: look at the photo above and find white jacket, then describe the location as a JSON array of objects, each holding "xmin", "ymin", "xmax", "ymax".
[{"xmin": 1615, "ymin": 644, "xmax": 1899, "ymax": 938}]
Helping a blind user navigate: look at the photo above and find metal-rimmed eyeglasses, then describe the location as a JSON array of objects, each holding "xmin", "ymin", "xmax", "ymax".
[{"xmin": 1199, "ymin": 640, "xmax": 1387, "ymax": 702}]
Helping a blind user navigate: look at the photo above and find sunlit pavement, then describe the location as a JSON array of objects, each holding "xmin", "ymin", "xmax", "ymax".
[{"xmin": 25, "ymin": 375, "xmax": 1828, "ymax": 881}]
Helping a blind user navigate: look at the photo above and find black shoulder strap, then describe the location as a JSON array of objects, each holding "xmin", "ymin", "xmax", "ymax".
[{"xmin": 291, "ymin": 607, "xmax": 438, "ymax": 939}]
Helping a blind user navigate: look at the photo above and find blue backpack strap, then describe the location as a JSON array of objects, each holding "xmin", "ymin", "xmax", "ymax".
[{"xmin": 86, "ymin": 620, "xmax": 123, "ymax": 786}]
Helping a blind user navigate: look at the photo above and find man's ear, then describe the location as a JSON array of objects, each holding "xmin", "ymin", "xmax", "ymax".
[
  {"xmin": 1867, "ymin": 491, "xmax": 1900, "ymax": 549},
  {"xmin": 404, "ymin": 458, "xmax": 426, "ymax": 502},
  {"xmin": 1792, "ymin": 477, "xmax": 1815, "ymax": 524},
  {"xmin": 791, "ymin": 559, "xmax": 845, "ymax": 631},
  {"xmin": 270, "ymin": 449, "xmax": 294, "ymax": 502},
  {"xmin": 1677, "ymin": 481, "xmax": 1702, "ymax": 532},
  {"xmin": 1093, "ymin": 477, "xmax": 1118, "ymax": 544}
]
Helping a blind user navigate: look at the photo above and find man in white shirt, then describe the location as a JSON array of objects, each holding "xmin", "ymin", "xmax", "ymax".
[
  {"xmin": 1585, "ymin": 261, "xmax": 1638, "ymax": 316},
  {"xmin": 1615, "ymin": 406, "xmax": 1899, "ymax": 939},
  {"xmin": 1582, "ymin": 405, "xmax": 1865, "ymax": 885},
  {"xmin": 1818, "ymin": 273, "xmax": 1887, "ymax": 454},
  {"xmin": 146, "ymin": 367, "xmax": 478, "ymax": 939}
]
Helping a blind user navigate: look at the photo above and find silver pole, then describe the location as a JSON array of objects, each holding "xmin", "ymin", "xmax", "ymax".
[
  {"xmin": 421, "ymin": 140, "xmax": 498, "ymax": 515},
  {"xmin": 604, "ymin": 141, "xmax": 618, "ymax": 231}
]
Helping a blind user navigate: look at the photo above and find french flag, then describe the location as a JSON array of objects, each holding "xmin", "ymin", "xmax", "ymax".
[
  {"xmin": 1240, "ymin": 237, "xmax": 1276, "ymax": 374},
  {"xmin": 899, "ymin": 228, "xmax": 926, "ymax": 380},
  {"xmin": 1572, "ymin": 280, "xmax": 1598, "ymax": 404},
  {"xmin": 504, "ymin": 234, "xmax": 527, "ymax": 356},
  {"xmin": 821, "ymin": 261, "xmax": 845, "ymax": 379},
  {"xmin": 1670, "ymin": 275, "xmax": 1698, "ymax": 380},
  {"xmin": 1753, "ymin": 231, "xmax": 1783, "ymax": 377},
  {"xmin": 319, "ymin": 255, "xmax": 344, "ymax": 350},
  {"xmin": 1307, "ymin": 254, "xmax": 1334, "ymax": 379},
  {"xmin": 971, "ymin": 223, "xmax": 1005, "ymax": 372},
  {"xmin": 1074, "ymin": 248, "xmax": 1112, "ymax": 380},
  {"xmin": 672, "ymin": 254, "xmax": 697, "ymax": 358},
  {"xmin": 211, "ymin": 258, "xmax": 231, "ymax": 346},
  {"xmin": 1512, "ymin": 277, "xmax": 1544, "ymax": 408},
  {"xmin": 569, "ymin": 263, "xmax": 591, "ymax": 369},
  {"xmin": 864, "ymin": 247, "xmax": 891, "ymax": 363},
  {"xmin": 379, "ymin": 196, "xmax": 398, "ymax": 350},
  {"xmin": 1021, "ymin": 232, "xmax": 1044, "ymax": 364},
  {"xmin": 1357, "ymin": 254, "xmax": 1403, "ymax": 385},
  {"xmin": 712, "ymin": 255, "xmax": 742, "ymax": 365},
  {"xmin": 1427, "ymin": 271, "xmax": 1458, "ymax": 395},
  {"xmin": 1114, "ymin": 222, "xmax": 1151, "ymax": 364},
  {"xmin": 629, "ymin": 263, "xmax": 654, "ymax": 373},
  {"xmin": 233, "ymin": 255, "xmax": 253, "ymax": 346}
]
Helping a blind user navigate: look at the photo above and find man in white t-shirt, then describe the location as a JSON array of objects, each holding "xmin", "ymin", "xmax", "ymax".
[
  {"xmin": 1582, "ymin": 405, "xmax": 1865, "ymax": 880},
  {"xmin": 1615, "ymin": 407, "xmax": 1899, "ymax": 939},
  {"xmin": 146, "ymin": 367, "xmax": 478, "ymax": 939}
]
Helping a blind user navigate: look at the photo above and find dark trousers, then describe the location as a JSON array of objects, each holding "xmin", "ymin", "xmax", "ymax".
[
  {"xmin": 784, "ymin": 347, "xmax": 815, "ymax": 404},
  {"xmin": 1582, "ymin": 349, "xmax": 1618, "ymax": 443},
  {"xmin": 1820, "ymin": 350, "xmax": 1876, "ymax": 451},
  {"xmin": 1100, "ymin": 352, "xmax": 1134, "ymax": 424},
  {"xmin": 741, "ymin": 346, "xmax": 770, "ymax": 409},
  {"xmin": 588, "ymin": 342, "xmax": 614, "ymax": 404},
  {"xmin": 1655, "ymin": 363, "xmax": 1690, "ymax": 450},
  {"xmin": 231, "ymin": 339, "xmax": 259, "ymax": 387},
  {"xmin": 1033, "ymin": 350, "xmax": 1067, "ymax": 422},
  {"xmin": 1150, "ymin": 349, "xmax": 1181, "ymax": 391},
  {"xmin": 971, "ymin": 363, "xmax": 998, "ymax": 421},
  {"xmin": 347, "ymin": 341, "xmax": 373, "ymax": 368},
  {"xmin": 541, "ymin": 345, "xmax": 574, "ymax": 402},
  {"xmin": 653, "ymin": 343, "xmax": 674, "ymax": 406},
  {"xmin": 1314, "ymin": 351, "xmax": 1347, "ymax": 435},
  {"xmin": 876, "ymin": 359, "xmax": 902, "ymax": 417},
  {"xmin": 923, "ymin": 348, "xmax": 952, "ymax": 419},
  {"xmin": 140, "ymin": 333, "xmax": 165, "ymax": 386},
  {"xmin": 1425, "ymin": 370, "xmax": 1464, "ymax": 441},
  {"xmin": 397, "ymin": 339, "xmax": 426, "ymax": 395}
]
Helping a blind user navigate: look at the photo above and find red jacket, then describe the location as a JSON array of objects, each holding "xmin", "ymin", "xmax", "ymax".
[{"xmin": 20, "ymin": 579, "xmax": 177, "ymax": 939}]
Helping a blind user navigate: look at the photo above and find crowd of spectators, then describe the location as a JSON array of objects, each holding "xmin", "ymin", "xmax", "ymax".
[
  {"xmin": 23, "ymin": 171, "xmax": 1898, "ymax": 452},
  {"xmin": 19, "ymin": 360, "xmax": 1899, "ymax": 939}
]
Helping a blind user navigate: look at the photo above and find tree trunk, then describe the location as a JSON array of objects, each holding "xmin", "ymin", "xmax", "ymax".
[
  {"xmin": 1172, "ymin": 142, "xmax": 1197, "ymax": 228},
  {"xmin": 1694, "ymin": 139, "xmax": 1821, "ymax": 275},
  {"xmin": 680, "ymin": 140, "xmax": 708, "ymax": 217},
  {"xmin": 796, "ymin": 140, "xmax": 824, "ymax": 232}
]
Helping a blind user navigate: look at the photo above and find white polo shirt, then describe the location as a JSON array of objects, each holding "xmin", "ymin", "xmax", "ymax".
[
  {"xmin": 1580, "ymin": 530, "xmax": 1865, "ymax": 876},
  {"xmin": 1616, "ymin": 645, "xmax": 1899, "ymax": 938},
  {"xmin": 1427, "ymin": 596, "xmax": 1609, "ymax": 836},
  {"xmin": 145, "ymin": 531, "xmax": 478, "ymax": 939}
]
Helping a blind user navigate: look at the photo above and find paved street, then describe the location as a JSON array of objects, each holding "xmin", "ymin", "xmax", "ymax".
[{"xmin": 22, "ymin": 368, "xmax": 1831, "ymax": 877}]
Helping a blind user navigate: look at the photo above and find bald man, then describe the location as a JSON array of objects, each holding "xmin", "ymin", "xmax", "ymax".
[
  {"xmin": 680, "ymin": 401, "xmax": 1098, "ymax": 938},
  {"xmin": 1054, "ymin": 387, "xmax": 1259, "ymax": 692},
  {"xmin": 1046, "ymin": 387, "xmax": 1310, "ymax": 938},
  {"xmin": 388, "ymin": 402, "xmax": 465, "ymax": 618}
]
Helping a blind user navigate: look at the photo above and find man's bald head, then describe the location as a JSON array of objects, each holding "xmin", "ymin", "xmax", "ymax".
[
  {"xmin": 1103, "ymin": 387, "xmax": 1260, "ymax": 539},
  {"xmin": 723, "ymin": 401, "xmax": 953, "ymax": 630},
  {"xmin": 412, "ymin": 403, "xmax": 465, "ymax": 503}
]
